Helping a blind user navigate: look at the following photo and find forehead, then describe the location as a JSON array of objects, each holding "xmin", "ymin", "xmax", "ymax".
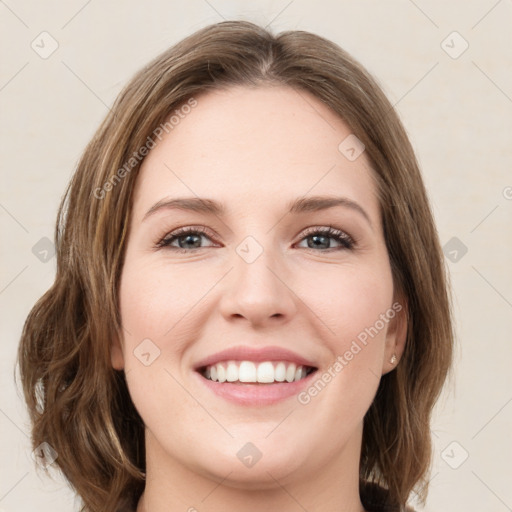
[{"xmin": 132, "ymin": 85, "xmax": 379, "ymax": 224}]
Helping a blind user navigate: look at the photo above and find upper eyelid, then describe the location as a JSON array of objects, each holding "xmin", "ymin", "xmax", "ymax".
[
  {"xmin": 157, "ymin": 226, "xmax": 215, "ymax": 246},
  {"xmin": 160, "ymin": 225, "xmax": 349, "ymax": 239}
]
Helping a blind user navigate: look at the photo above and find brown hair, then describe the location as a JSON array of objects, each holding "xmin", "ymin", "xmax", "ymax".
[{"xmin": 16, "ymin": 20, "xmax": 453, "ymax": 511}]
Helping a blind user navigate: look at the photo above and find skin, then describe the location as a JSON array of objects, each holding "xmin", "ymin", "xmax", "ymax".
[{"xmin": 111, "ymin": 85, "xmax": 407, "ymax": 512}]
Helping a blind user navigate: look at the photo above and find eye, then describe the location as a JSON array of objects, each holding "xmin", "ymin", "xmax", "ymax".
[
  {"xmin": 295, "ymin": 226, "xmax": 355, "ymax": 251},
  {"xmin": 156, "ymin": 226, "xmax": 217, "ymax": 252},
  {"xmin": 156, "ymin": 225, "xmax": 355, "ymax": 253}
]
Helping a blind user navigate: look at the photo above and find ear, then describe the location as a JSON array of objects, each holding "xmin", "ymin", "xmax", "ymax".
[
  {"xmin": 110, "ymin": 333, "xmax": 125, "ymax": 370},
  {"xmin": 381, "ymin": 295, "xmax": 408, "ymax": 376}
]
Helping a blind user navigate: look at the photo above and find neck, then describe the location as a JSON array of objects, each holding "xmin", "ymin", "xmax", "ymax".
[{"xmin": 136, "ymin": 426, "xmax": 366, "ymax": 512}]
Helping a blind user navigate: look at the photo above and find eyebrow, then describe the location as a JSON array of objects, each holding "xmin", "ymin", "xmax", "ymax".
[{"xmin": 142, "ymin": 195, "xmax": 373, "ymax": 229}]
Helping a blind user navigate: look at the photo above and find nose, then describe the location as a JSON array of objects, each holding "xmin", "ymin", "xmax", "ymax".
[{"xmin": 218, "ymin": 240, "xmax": 297, "ymax": 327}]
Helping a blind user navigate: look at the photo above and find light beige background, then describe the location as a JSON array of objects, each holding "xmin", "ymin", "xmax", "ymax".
[{"xmin": 1, "ymin": 1, "xmax": 511, "ymax": 511}]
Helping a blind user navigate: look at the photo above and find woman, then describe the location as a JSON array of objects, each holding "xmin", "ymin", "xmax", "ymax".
[{"xmin": 17, "ymin": 20, "xmax": 453, "ymax": 512}]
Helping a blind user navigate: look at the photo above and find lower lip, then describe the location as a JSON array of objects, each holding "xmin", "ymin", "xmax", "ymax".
[{"xmin": 194, "ymin": 370, "xmax": 317, "ymax": 406}]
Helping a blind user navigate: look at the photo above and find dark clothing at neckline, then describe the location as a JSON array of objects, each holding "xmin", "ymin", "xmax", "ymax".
[{"xmin": 360, "ymin": 481, "xmax": 416, "ymax": 512}]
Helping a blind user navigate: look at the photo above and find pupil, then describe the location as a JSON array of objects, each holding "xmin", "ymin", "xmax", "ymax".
[
  {"xmin": 309, "ymin": 235, "xmax": 328, "ymax": 249},
  {"xmin": 181, "ymin": 234, "xmax": 200, "ymax": 248}
]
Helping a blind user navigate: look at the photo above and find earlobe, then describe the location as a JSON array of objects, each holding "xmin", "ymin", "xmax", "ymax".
[
  {"xmin": 110, "ymin": 335, "xmax": 125, "ymax": 370},
  {"xmin": 382, "ymin": 298, "xmax": 408, "ymax": 375}
]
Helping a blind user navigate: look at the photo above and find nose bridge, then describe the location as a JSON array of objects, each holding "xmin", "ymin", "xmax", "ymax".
[{"xmin": 236, "ymin": 234, "xmax": 280, "ymax": 291}]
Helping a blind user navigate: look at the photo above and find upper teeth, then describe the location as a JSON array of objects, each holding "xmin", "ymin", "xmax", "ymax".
[{"xmin": 203, "ymin": 361, "xmax": 311, "ymax": 383}]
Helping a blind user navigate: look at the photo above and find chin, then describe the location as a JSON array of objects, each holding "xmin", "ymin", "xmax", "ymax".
[
  {"xmin": 203, "ymin": 457, "xmax": 303, "ymax": 490},
  {"xmin": 193, "ymin": 438, "xmax": 311, "ymax": 489}
]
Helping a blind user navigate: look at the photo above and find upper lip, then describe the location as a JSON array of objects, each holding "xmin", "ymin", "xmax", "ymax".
[{"xmin": 193, "ymin": 345, "xmax": 318, "ymax": 370}]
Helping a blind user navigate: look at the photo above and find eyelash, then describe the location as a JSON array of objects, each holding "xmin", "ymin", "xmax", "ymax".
[{"xmin": 155, "ymin": 225, "xmax": 355, "ymax": 253}]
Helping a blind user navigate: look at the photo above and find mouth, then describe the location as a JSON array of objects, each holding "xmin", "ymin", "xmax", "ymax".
[
  {"xmin": 197, "ymin": 360, "xmax": 318, "ymax": 384},
  {"xmin": 192, "ymin": 345, "xmax": 319, "ymax": 405}
]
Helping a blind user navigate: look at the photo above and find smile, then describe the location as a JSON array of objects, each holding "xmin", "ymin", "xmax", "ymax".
[{"xmin": 192, "ymin": 345, "xmax": 319, "ymax": 404}]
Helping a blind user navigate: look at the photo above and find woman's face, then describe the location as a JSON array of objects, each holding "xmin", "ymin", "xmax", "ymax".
[{"xmin": 113, "ymin": 85, "xmax": 406, "ymax": 489}]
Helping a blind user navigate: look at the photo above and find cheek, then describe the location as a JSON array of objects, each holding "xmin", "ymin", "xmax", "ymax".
[
  {"xmin": 119, "ymin": 256, "xmax": 208, "ymax": 344},
  {"xmin": 299, "ymin": 258, "xmax": 395, "ymax": 412},
  {"xmin": 294, "ymin": 258, "xmax": 394, "ymax": 411},
  {"xmin": 300, "ymin": 258, "xmax": 394, "ymax": 350},
  {"xmin": 117, "ymin": 255, "xmax": 217, "ymax": 409},
  {"xmin": 118, "ymin": 259, "xmax": 200, "ymax": 435}
]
